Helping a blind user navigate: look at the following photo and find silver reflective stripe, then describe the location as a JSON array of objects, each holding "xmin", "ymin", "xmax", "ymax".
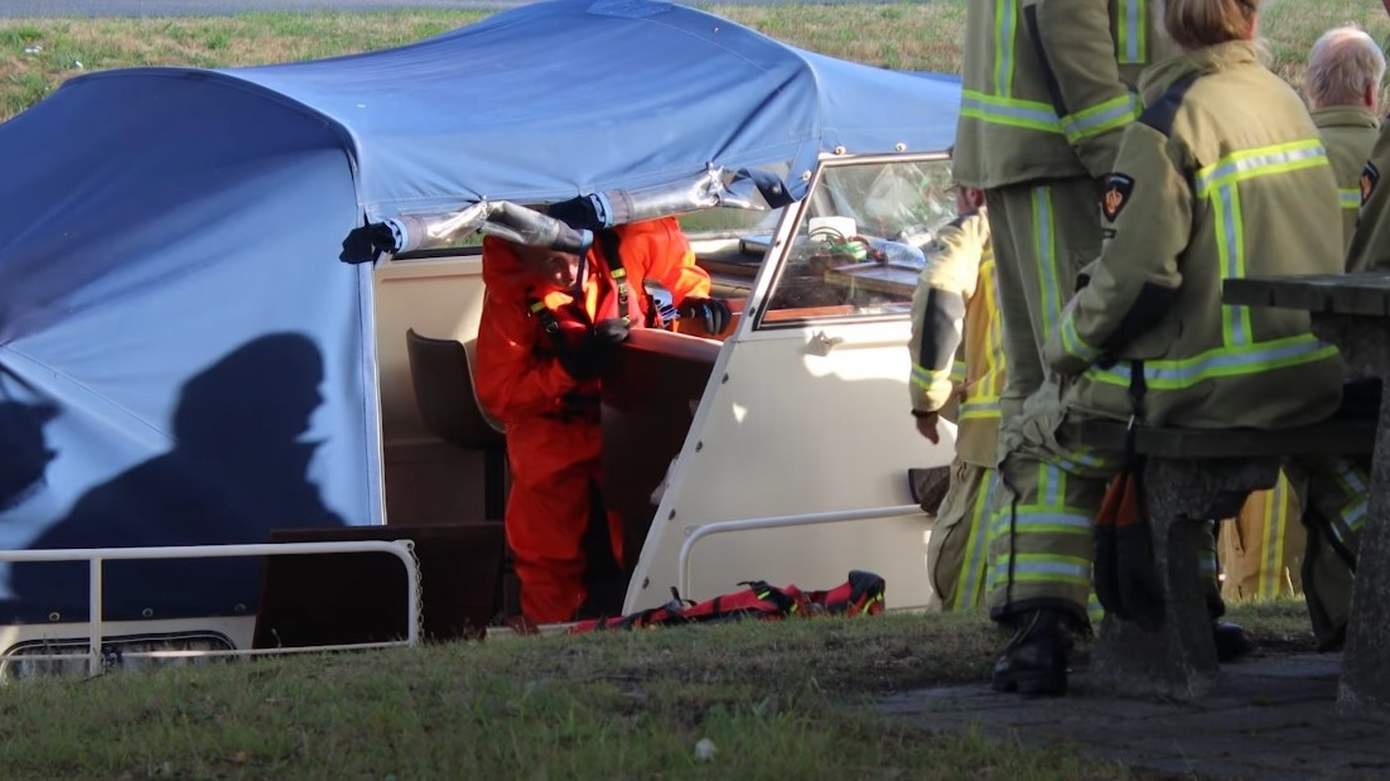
[
  {"xmin": 1217, "ymin": 184, "xmax": 1249, "ymax": 345},
  {"xmin": 1011, "ymin": 511, "xmax": 1092, "ymax": 532},
  {"xmin": 961, "ymin": 94, "xmax": 1059, "ymax": 128},
  {"xmin": 958, "ymin": 475, "xmax": 997, "ymax": 608},
  {"xmin": 1196, "ymin": 143, "xmax": 1328, "ymax": 196},
  {"xmin": 995, "ymin": 0, "xmax": 1016, "ymax": 97},
  {"xmin": 1125, "ymin": 0, "xmax": 1141, "ymax": 63},
  {"xmin": 1095, "ymin": 337, "xmax": 1330, "ymax": 386},
  {"xmin": 1344, "ymin": 500, "xmax": 1368, "ymax": 532},
  {"xmin": 1062, "ymin": 95, "xmax": 1138, "ymax": 140}
]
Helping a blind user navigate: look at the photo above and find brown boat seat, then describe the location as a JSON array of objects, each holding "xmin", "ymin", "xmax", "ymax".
[
  {"xmin": 405, "ymin": 328, "xmax": 507, "ymax": 520},
  {"xmin": 601, "ymin": 329, "xmax": 720, "ymax": 570}
]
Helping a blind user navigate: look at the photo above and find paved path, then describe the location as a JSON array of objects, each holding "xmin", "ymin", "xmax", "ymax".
[
  {"xmin": 880, "ymin": 654, "xmax": 1390, "ymax": 780},
  {"xmin": 1, "ymin": 0, "xmax": 851, "ymax": 17}
]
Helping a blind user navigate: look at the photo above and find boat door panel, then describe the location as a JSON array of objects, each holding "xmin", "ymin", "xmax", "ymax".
[{"xmin": 625, "ymin": 153, "xmax": 962, "ymax": 612}]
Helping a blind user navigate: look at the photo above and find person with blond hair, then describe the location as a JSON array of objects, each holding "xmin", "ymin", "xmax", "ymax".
[
  {"xmin": 1218, "ymin": 24, "xmax": 1381, "ymax": 618},
  {"xmin": 989, "ymin": 0, "xmax": 1370, "ymax": 694}
]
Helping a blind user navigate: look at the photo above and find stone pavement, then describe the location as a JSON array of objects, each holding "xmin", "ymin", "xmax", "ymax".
[{"xmin": 879, "ymin": 654, "xmax": 1390, "ymax": 780}]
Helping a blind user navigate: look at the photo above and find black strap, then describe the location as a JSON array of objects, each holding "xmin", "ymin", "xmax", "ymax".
[
  {"xmin": 1125, "ymin": 359, "xmax": 1147, "ymax": 469},
  {"xmin": 596, "ymin": 229, "xmax": 631, "ymax": 325}
]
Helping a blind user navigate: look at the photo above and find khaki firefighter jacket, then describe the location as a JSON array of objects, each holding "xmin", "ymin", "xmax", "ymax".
[
  {"xmin": 955, "ymin": 0, "xmax": 1173, "ymax": 189},
  {"xmin": 908, "ymin": 213, "xmax": 1005, "ymax": 468},
  {"xmin": 1045, "ymin": 41, "xmax": 1346, "ymax": 429},
  {"xmin": 1311, "ymin": 106, "xmax": 1379, "ymax": 256},
  {"xmin": 1345, "ymin": 113, "xmax": 1390, "ymax": 272}
]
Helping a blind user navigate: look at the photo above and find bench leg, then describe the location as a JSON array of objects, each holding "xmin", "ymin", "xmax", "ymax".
[
  {"xmin": 1091, "ymin": 459, "xmax": 1277, "ymax": 700},
  {"xmin": 1342, "ymin": 368, "xmax": 1390, "ymax": 717}
]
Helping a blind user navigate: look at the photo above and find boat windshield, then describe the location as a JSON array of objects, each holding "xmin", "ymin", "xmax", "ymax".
[{"xmin": 760, "ymin": 156, "xmax": 955, "ymax": 326}]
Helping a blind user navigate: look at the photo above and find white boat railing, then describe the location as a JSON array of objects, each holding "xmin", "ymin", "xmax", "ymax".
[
  {"xmin": 0, "ymin": 540, "xmax": 421, "ymax": 676},
  {"xmin": 677, "ymin": 504, "xmax": 922, "ymax": 599}
]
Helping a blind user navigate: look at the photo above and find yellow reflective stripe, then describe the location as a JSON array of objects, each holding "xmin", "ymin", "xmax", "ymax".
[
  {"xmin": 993, "ymin": 0, "xmax": 1017, "ymax": 97},
  {"xmin": 1060, "ymin": 312, "xmax": 1101, "ymax": 363},
  {"xmin": 1340, "ymin": 188, "xmax": 1362, "ymax": 209},
  {"xmin": 961, "ymin": 90, "xmax": 1064, "ymax": 134},
  {"xmin": 1213, "ymin": 183, "xmax": 1253, "ymax": 346},
  {"xmin": 953, "ymin": 472, "xmax": 994, "ymax": 610},
  {"xmin": 949, "ymin": 362, "xmax": 968, "ymax": 384},
  {"xmin": 960, "ymin": 400, "xmax": 1002, "ymax": 420},
  {"xmin": 1085, "ymin": 334, "xmax": 1338, "ymax": 390},
  {"xmin": 1032, "ymin": 186, "xmax": 1063, "ymax": 341},
  {"xmin": 1260, "ymin": 476, "xmax": 1289, "ymax": 599},
  {"xmin": 1062, "ymin": 94, "xmax": 1140, "ymax": 143},
  {"xmin": 1116, "ymin": 0, "xmax": 1146, "ymax": 64},
  {"xmin": 987, "ymin": 554, "xmax": 1092, "ymax": 588},
  {"xmin": 912, "ymin": 364, "xmax": 951, "ymax": 386},
  {"xmin": 1195, "ymin": 139, "xmax": 1329, "ymax": 197}
]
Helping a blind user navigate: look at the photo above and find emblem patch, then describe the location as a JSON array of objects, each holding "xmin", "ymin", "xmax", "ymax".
[
  {"xmin": 1362, "ymin": 162, "xmax": 1380, "ymax": 206},
  {"xmin": 1102, "ymin": 174, "xmax": 1135, "ymax": 222}
]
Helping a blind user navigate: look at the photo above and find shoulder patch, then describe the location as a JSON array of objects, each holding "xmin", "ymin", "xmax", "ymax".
[
  {"xmin": 1362, "ymin": 162, "xmax": 1380, "ymax": 206},
  {"xmin": 1102, "ymin": 174, "xmax": 1135, "ymax": 222},
  {"xmin": 1139, "ymin": 73, "xmax": 1200, "ymax": 137}
]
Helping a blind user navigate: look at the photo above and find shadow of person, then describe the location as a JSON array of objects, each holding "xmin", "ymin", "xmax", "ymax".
[
  {"xmin": 11, "ymin": 334, "xmax": 345, "ymax": 624},
  {"xmin": 0, "ymin": 401, "xmax": 59, "ymax": 513}
]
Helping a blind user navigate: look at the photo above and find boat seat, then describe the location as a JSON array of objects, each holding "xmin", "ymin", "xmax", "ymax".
[
  {"xmin": 601, "ymin": 329, "xmax": 720, "ymax": 571},
  {"xmin": 405, "ymin": 329, "xmax": 507, "ymax": 521}
]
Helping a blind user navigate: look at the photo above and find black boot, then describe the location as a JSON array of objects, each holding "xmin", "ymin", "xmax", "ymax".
[
  {"xmin": 992, "ymin": 608, "xmax": 1073, "ymax": 697},
  {"xmin": 1212, "ymin": 620, "xmax": 1254, "ymax": 662}
]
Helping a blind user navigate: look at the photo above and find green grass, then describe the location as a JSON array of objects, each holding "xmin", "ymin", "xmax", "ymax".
[
  {"xmin": 5, "ymin": 2, "xmax": 1389, "ymax": 123},
  {"xmin": 0, "ymin": 601, "xmax": 1312, "ymax": 778}
]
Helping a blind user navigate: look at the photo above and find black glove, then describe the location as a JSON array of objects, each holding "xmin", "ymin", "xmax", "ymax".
[
  {"xmin": 340, "ymin": 221, "xmax": 399, "ymax": 264},
  {"xmin": 677, "ymin": 297, "xmax": 732, "ymax": 335},
  {"xmin": 556, "ymin": 319, "xmax": 630, "ymax": 380},
  {"xmin": 547, "ymin": 195, "xmax": 606, "ymax": 232}
]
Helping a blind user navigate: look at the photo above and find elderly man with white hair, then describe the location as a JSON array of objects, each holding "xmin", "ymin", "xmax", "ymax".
[{"xmin": 1314, "ymin": 25, "xmax": 1386, "ymax": 261}]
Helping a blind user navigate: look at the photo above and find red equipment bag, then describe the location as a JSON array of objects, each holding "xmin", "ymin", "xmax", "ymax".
[{"xmin": 569, "ymin": 570, "xmax": 886, "ymax": 634}]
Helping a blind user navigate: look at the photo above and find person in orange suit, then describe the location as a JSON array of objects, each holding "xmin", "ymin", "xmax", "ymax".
[{"xmin": 475, "ymin": 217, "xmax": 725, "ymax": 624}]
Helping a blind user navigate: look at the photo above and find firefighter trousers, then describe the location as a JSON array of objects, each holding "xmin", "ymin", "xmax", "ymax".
[
  {"xmin": 928, "ymin": 459, "xmax": 996, "ymax": 611},
  {"xmin": 984, "ymin": 178, "xmax": 1104, "ymax": 421},
  {"xmin": 986, "ymin": 420, "xmax": 1363, "ymax": 631}
]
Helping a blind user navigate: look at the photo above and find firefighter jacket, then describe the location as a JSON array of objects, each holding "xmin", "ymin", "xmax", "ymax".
[
  {"xmin": 1045, "ymin": 41, "xmax": 1346, "ymax": 429},
  {"xmin": 1311, "ymin": 106, "xmax": 1379, "ymax": 256},
  {"xmin": 1345, "ymin": 115, "xmax": 1390, "ymax": 272},
  {"xmin": 955, "ymin": 0, "xmax": 1173, "ymax": 189},
  {"xmin": 908, "ymin": 213, "xmax": 1005, "ymax": 468}
]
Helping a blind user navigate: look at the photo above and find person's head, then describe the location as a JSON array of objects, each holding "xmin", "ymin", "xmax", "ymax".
[
  {"xmin": 954, "ymin": 185, "xmax": 986, "ymax": 216},
  {"xmin": 1304, "ymin": 26, "xmax": 1385, "ymax": 112},
  {"xmin": 1163, "ymin": 0, "xmax": 1260, "ymax": 51},
  {"xmin": 0, "ymin": 401, "xmax": 58, "ymax": 510},
  {"xmin": 511, "ymin": 241, "xmax": 581, "ymax": 287}
]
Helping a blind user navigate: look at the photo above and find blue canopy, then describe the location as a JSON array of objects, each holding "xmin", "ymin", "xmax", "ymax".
[{"xmin": 0, "ymin": 0, "xmax": 960, "ymax": 624}]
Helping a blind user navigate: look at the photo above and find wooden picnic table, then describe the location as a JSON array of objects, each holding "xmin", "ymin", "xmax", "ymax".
[{"xmin": 1224, "ymin": 272, "xmax": 1390, "ymax": 716}]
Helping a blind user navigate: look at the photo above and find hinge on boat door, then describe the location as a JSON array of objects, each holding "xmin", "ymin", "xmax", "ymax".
[{"xmin": 807, "ymin": 330, "xmax": 844, "ymax": 356}]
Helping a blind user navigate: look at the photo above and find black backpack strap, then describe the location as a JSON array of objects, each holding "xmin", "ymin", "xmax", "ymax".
[
  {"xmin": 595, "ymin": 229, "xmax": 631, "ymax": 326},
  {"xmin": 1125, "ymin": 359, "xmax": 1147, "ymax": 471}
]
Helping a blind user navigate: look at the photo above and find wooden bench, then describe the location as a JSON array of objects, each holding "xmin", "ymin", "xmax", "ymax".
[{"xmin": 1073, "ymin": 415, "xmax": 1376, "ymax": 699}]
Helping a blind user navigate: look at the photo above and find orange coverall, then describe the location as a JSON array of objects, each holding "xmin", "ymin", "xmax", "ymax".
[{"xmin": 475, "ymin": 217, "xmax": 710, "ymax": 623}]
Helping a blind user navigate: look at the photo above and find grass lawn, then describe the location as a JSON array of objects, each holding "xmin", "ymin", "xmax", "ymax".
[
  {"xmin": 0, "ymin": 601, "xmax": 1314, "ymax": 778},
  {"xmin": 2, "ymin": 1, "xmax": 1390, "ymax": 122}
]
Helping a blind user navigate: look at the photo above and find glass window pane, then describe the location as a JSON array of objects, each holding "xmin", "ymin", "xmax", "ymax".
[{"xmin": 759, "ymin": 158, "xmax": 956, "ymax": 327}]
